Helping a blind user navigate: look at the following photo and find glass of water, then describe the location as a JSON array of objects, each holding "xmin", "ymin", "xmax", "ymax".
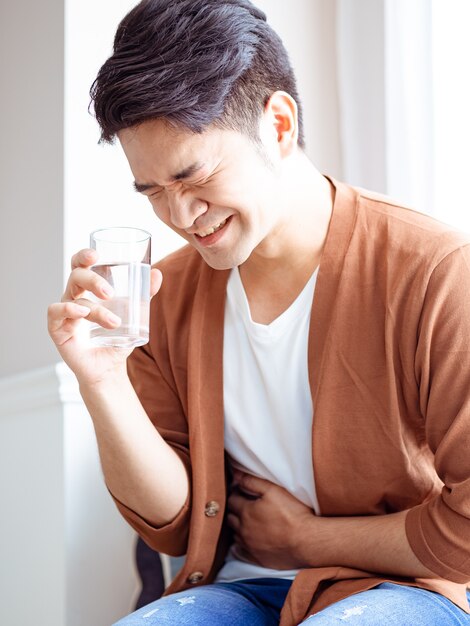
[{"xmin": 89, "ymin": 227, "xmax": 151, "ymax": 348}]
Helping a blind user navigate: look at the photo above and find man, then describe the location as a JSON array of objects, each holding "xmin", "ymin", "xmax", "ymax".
[{"xmin": 47, "ymin": 0, "xmax": 470, "ymax": 624}]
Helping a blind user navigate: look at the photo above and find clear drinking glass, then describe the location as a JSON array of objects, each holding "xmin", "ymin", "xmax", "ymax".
[{"xmin": 89, "ymin": 227, "xmax": 151, "ymax": 348}]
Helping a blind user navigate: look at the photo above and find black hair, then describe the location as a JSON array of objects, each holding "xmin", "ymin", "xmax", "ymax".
[{"xmin": 90, "ymin": 0, "xmax": 305, "ymax": 148}]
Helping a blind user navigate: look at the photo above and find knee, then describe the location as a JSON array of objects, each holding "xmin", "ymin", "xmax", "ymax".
[
  {"xmin": 112, "ymin": 602, "xmax": 163, "ymax": 625},
  {"xmin": 112, "ymin": 593, "xmax": 204, "ymax": 625}
]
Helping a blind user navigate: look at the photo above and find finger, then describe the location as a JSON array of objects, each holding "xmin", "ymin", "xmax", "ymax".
[
  {"xmin": 235, "ymin": 485, "xmax": 262, "ymax": 500},
  {"xmin": 63, "ymin": 266, "xmax": 114, "ymax": 302},
  {"xmin": 150, "ymin": 268, "xmax": 163, "ymax": 298},
  {"xmin": 231, "ymin": 480, "xmax": 263, "ymax": 500},
  {"xmin": 48, "ymin": 302, "xmax": 91, "ymax": 345},
  {"xmin": 71, "ymin": 248, "xmax": 98, "ymax": 270},
  {"xmin": 227, "ymin": 493, "xmax": 247, "ymax": 516},
  {"xmin": 72, "ymin": 298, "xmax": 121, "ymax": 328},
  {"xmin": 233, "ymin": 471, "xmax": 266, "ymax": 497},
  {"xmin": 226, "ymin": 512, "xmax": 241, "ymax": 533},
  {"xmin": 48, "ymin": 301, "xmax": 91, "ymax": 333},
  {"xmin": 48, "ymin": 300, "xmax": 121, "ymax": 334}
]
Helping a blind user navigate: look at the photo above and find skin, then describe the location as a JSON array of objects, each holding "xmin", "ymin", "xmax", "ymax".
[
  {"xmin": 118, "ymin": 93, "xmax": 333, "ymax": 323},
  {"xmin": 48, "ymin": 91, "xmax": 435, "ymax": 578}
]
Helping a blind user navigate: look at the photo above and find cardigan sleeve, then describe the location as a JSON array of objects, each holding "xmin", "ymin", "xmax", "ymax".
[
  {"xmin": 108, "ymin": 339, "xmax": 192, "ymax": 557},
  {"xmin": 406, "ymin": 244, "xmax": 470, "ymax": 583}
]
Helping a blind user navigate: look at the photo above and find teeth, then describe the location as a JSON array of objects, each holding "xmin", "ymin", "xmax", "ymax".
[{"xmin": 198, "ymin": 219, "xmax": 227, "ymax": 238}]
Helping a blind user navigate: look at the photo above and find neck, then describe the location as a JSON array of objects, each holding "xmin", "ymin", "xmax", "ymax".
[{"xmin": 239, "ymin": 153, "xmax": 334, "ymax": 323}]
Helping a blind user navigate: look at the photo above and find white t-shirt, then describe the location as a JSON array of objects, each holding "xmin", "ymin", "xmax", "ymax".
[{"xmin": 215, "ymin": 267, "xmax": 320, "ymax": 583}]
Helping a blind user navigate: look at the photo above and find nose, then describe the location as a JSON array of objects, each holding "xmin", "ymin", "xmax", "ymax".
[{"xmin": 167, "ymin": 189, "xmax": 208, "ymax": 230}]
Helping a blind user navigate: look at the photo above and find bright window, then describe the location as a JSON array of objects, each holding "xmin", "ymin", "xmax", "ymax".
[{"xmin": 432, "ymin": 0, "xmax": 470, "ymax": 231}]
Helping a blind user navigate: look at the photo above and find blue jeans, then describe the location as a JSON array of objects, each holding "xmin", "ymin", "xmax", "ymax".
[{"xmin": 113, "ymin": 578, "xmax": 470, "ymax": 625}]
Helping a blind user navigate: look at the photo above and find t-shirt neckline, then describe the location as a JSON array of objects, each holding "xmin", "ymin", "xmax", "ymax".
[{"xmin": 228, "ymin": 266, "xmax": 319, "ymax": 340}]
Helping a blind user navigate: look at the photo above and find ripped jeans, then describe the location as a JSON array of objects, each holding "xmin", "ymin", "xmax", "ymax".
[{"xmin": 113, "ymin": 578, "xmax": 470, "ymax": 625}]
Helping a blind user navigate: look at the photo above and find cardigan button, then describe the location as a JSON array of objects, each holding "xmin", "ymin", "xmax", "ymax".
[
  {"xmin": 187, "ymin": 571, "xmax": 204, "ymax": 585},
  {"xmin": 204, "ymin": 500, "xmax": 220, "ymax": 517}
]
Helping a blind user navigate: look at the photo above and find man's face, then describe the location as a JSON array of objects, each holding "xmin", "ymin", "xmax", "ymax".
[{"xmin": 118, "ymin": 119, "xmax": 285, "ymax": 270}]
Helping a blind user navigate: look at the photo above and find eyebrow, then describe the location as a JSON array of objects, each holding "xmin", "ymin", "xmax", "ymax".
[{"xmin": 133, "ymin": 162, "xmax": 205, "ymax": 193}]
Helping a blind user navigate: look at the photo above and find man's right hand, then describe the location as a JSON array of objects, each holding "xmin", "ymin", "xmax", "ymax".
[
  {"xmin": 47, "ymin": 248, "xmax": 162, "ymax": 386},
  {"xmin": 47, "ymin": 249, "xmax": 188, "ymax": 527}
]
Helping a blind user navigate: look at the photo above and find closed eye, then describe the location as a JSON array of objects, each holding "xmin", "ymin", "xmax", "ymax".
[{"xmin": 190, "ymin": 173, "xmax": 216, "ymax": 187}]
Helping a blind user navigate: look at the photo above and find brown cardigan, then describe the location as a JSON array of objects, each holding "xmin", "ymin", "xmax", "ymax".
[{"xmin": 115, "ymin": 178, "xmax": 470, "ymax": 624}]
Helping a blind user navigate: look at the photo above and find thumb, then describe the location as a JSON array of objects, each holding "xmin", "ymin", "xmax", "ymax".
[{"xmin": 150, "ymin": 268, "xmax": 163, "ymax": 298}]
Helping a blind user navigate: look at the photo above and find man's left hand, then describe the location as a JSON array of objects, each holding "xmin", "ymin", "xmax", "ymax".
[
  {"xmin": 226, "ymin": 470, "xmax": 315, "ymax": 569},
  {"xmin": 227, "ymin": 470, "xmax": 438, "ymax": 579}
]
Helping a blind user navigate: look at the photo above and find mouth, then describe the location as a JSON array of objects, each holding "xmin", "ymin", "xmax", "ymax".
[
  {"xmin": 194, "ymin": 218, "xmax": 228, "ymax": 238},
  {"xmin": 193, "ymin": 216, "xmax": 232, "ymax": 247}
]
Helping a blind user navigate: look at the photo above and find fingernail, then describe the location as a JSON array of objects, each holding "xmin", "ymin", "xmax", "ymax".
[
  {"xmin": 102, "ymin": 285, "xmax": 114, "ymax": 297},
  {"xmin": 106, "ymin": 313, "xmax": 121, "ymax": 326},
  {"xmin": 76, "ymin": 305, "xmax": 90, "ymax": 316}
]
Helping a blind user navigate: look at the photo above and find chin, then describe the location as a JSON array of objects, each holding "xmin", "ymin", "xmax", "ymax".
[
  {"xmin": 201, "ymin": 257, "xmax": 240, "ymax": 271},
  {"xmin": 199, "ymin": 248, "xmax": 251, "ymax": 271}
]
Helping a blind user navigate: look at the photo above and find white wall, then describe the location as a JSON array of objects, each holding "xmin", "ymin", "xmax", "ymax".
[
  {"xmin": 257, "ymin": 0, "xmax": 342, "ymax": 176},
  {"xmin": 0, "ymin": 0, "xmax": 64, "ymax": 378},
  {"xmin": 63, "ymin": 376, "xmax": 140, "ymax": 625},
  {"xmin": 0, "ymin": 365, "xmax": 140, "ymax": 626},
  {"xmin": 0, "ymin": 372, "xmax": 66, "ymax": 626},
  {"xmin": 337, "ymin": 0, "xmax": 387, "ymax": 192}
]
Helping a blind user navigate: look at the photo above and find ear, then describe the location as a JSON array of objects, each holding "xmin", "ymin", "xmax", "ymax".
[{"xmin": 262, "ymin": 91, "xmax": 299, "ymax": 157}]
